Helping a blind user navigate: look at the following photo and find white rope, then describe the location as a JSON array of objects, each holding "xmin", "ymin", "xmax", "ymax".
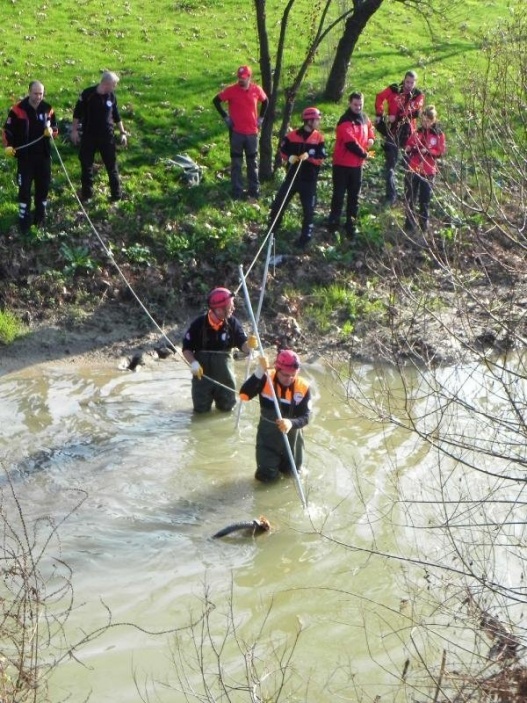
[{"xmin": 234, "ymin": 159, "xmax": 304, "ymax": 296}]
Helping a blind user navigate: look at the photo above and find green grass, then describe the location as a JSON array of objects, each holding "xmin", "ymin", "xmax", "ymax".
[
  {"xmin": 0, "ymin": 0, "xmax": 519, "ymax": 316},
  {"xmin": 0, "ymin": 310, "xmax": 26, "ymax": 344}
]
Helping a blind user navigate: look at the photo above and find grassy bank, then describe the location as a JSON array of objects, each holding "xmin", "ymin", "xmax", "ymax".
[{"xmin": 0, "ymin": 0, "xmax": 517, "ymax": 346}]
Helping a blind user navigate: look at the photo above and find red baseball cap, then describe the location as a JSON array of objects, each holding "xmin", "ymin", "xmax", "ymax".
[{"xmin": 237, "ymin": 65, "xmax": 252, "ymax": 79}]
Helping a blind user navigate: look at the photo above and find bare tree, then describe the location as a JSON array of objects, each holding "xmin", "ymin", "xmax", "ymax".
[{"xmin": 323, "ymin": 0, "xmax": 465, "ymax": 103}]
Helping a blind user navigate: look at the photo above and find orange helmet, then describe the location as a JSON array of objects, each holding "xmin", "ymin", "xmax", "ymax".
[{"xmin": 302, "ymin": 107, "xmax": 322, "ymax": 121}]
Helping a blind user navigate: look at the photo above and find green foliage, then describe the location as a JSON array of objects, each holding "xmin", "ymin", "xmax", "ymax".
[
  {"xmin": 60, "ymin": 242, "xmax": 98, "ymax": 277},
  {"xmin": 0, "ymin": 310, "xmax": 25, "ymax": 345},
  {"xmin": 301, "ymin": 283, "xmax": 385, "ymax": 336}
]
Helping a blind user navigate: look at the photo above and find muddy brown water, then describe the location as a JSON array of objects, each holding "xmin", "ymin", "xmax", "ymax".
[{"xmin": 0, "ymin": 356, "xmax": 437, "ymax": 702}]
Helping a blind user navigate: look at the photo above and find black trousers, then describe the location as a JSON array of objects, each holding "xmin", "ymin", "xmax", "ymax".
[
  {"xmin": 404, "ymin": 170, "xmax": 434, "ymax": 230},
  {"xmin": 269, "ymin": 177, "xmax": 317, "ymax": 240},
  {"xmin": 329, "ymin": 165, "xmax": 363, "ymax": 235},
  {"xmin": 17, "ymin": 155, "xmax": 51, "ymax": 229},
  {"xmin": 79, "ymin": 135, "xmax": 121, "ymax": 198}
]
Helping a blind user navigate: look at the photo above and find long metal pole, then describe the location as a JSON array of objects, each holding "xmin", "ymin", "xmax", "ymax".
[
  {"xmin": 238, "ymin": 265, "xmax": 307, "ymax": 509},
  {"xmin": 234, "ymin": 233, "xmax": 275, "ymax": 431}
]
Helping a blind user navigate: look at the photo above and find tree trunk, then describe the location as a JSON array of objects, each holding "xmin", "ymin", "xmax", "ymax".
[{"xmin": 324, "ymin": 0, "xmax": 384, "ymax": 102}]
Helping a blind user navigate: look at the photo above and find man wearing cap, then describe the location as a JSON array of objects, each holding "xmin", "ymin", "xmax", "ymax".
[
  {"xmin": 213, "ymin": 65, "xmax": 268, "ymax": 200},
  {"xmin": 268, "ymin": 107, "xmax": 326, "ymax": 249},
  {"xmin": 239, "ymin": 350, "xmax": 311, "ymax": 482},
  {"xmin": 182, "ymin": 287, "xmax": 258, "ymax": 413}
]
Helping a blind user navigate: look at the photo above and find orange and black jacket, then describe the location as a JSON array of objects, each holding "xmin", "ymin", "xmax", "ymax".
[
  {"xmin": 2, "ymin": 97, "xmax": 58, "ymax": 158},
  {"xmin": 279, "ymin": 127, "xmax": 326, "ymax": 182},
  {"xmin": 240, "ymin": 369, "xmax": 311, "ymax": 430}
]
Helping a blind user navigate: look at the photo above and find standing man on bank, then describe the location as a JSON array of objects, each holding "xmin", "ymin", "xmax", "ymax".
[
  {"xmin": 213, "ymin": 65, "xmax": 268, "ymax": 200},
  {"xmin": 327, "ymin": 92, "xmax": 375, "ymax": 240},
  {"xmin": 3, "ymin": 80, "xmax": 58, "ymax": 233},
  {"xmin": 182, "ymin": 287, "xmax": 258, "ymax": 413},
  {"xmin": 374, "ymin": 70, "xmax": 424, "ymax": 206},
  {"xmin": 70, "ymin": 71, "xmax": 128, "ymax": 202},
  {"xmin": 268, "ymin": 107, "xmax": 326, "ymax": 249}
]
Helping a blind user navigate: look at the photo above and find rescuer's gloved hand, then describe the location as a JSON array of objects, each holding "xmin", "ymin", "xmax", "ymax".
[
  {"xmin": 5, "ymin": 146, "xmax": 16, "ymax": 157},
  {"xmin": 276, "ymin": 418, "xmax": 293, "ymax": 433},
  {"xmin": 298, "ymin": 151, "xmax": 309, "ymax": 161},
  {"xmin": 247, "ymin": 334, "xmax": 258, "ymax": 350},
  {"xmin": 255, "ymin": 356, "xmax": 269, "ymax": 379},
  {"xmin": 190, "ymin": 361, "xmax": 204, "ymax": 380}
]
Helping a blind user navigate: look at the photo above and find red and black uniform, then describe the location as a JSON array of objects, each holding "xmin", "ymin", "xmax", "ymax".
[
  {"xmin": 269, "ymin": 126, "xmax": 326, "ymax": 246},
  {"xmin": 73, "ymin": 85, "xmax": 123, "ymax": 200},
  {"xmin": 328, "ymin": 109, "xmax": 375, "ymax": 237},
  {"xmin": 404, "ymin": 124, "xmax": 446, "ymax": 232},
  {"xmin": 2, "ymin": 98, "xmax": 58, "ymax": 231},
  {"xmin": 240, "ymin": 369, "xmax": 311, "ymax": 482},
  {"xmin": 375, "ymin": 82, "xmax": 425, "ymax": 204},
  {"xmin": 182, "ymin": 312, "xmax": 249, "ymax": 413}
]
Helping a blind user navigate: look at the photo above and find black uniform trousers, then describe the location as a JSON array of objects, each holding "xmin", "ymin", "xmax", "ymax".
[
  {"xmin": 17, "ymin": 155, "xmax": 51, "ymax": 230},
  {"xmin": 269, "ymin": 177, "xmax": 317, "ymax": 241},
  {"xmin": 79, "ymin": 135, "xmax": 121, "ymax": 199},
  {"xmin": 328, "ymin": 164, "xmax": 363, "ymax": 237}
]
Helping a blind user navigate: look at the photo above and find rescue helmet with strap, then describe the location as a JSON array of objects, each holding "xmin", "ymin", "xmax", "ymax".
[
  {"xmin": 302, "ymin": 107, "xmax": 322, "ymax": 121},
  {"xmin": 208, "ymin": 287, "xmax": 234, "ymax": 309},
  {"xmin": 275, "ymin": 349, "xmax": 300, "ymax": 372}
]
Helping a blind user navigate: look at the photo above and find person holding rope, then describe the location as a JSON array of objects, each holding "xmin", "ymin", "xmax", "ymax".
[
  {"xmin": 327, "ymin": 92, "xmax": 375, "ymax": 240},
  {"xmin": 212, "ymin": 65, "xmax": 268, "ymax": 201},
  {"xmin": 374, "ymin": 70, "xmax": 424, "ymax": 206},
  {"xmin": 403, "ymin": 105, "xmax": 446, "ymax": 234},
  {"xmin": 70, "ymin": 71, "xmax": 128, "ymax": 202},
  {"xmin": 268, "ymin": 107, "xmax": 326, "ymax": 249},
  {"xmin": 239, "ymin": 349, "xmax": 311, "ymax": 483},
  {"xmin": 3, "ymin": 80, "xmax": 58, "ymax": 233},
  {"xmin": 182, "ymin": 287, "xmax": 258, "ymax": 413}
]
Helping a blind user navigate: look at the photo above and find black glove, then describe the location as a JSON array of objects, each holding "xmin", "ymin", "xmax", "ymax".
[{"xmin": 345, "ymin": 141, "xmax": 367, "ymax": 159}]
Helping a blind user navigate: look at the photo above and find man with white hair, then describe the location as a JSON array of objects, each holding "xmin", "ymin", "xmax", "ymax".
[{"xmin": 71, "ymin": 71, "xmax": 128, "ymax": 201}]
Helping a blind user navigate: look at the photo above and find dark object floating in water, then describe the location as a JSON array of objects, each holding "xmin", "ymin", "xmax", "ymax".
[
  {"xmin": 212, "ymin": 515, "xmax": 271, "ymax": 539},
  {"xmin": 127, "ymin": 352, "xmax": 144, "ymax": 371},
  {"xmin": 154, "ymin": 345, "xmax": 175, "ymax": 359}
]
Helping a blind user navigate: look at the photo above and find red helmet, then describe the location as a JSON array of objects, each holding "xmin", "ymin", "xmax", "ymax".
[
  {"xmin": 275, "ymin": 350, "xmax": 300, "ymax": 372},
  {"xmin": 208, "ymin": 287, "xmax": 234, "ymax": 308},
  {"xmin": 302, "ymin": 107, "xmax": 321, "ymax": 121}
]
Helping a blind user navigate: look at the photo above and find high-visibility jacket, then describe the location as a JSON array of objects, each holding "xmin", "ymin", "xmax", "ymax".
[
  {"xmin": 406, "ymin": 125, "xmax": 445, "ymax": 176},
  {"xmin": 240, "ymin": 369, "xmax": 311, "ymax": 430},
  {"xmin": 332, "ymin": 110, "xmax": 375, "ymax": 168},
  {"xmin": 279, "ymin": 126, "xmax": 326, "ymax": 182}
]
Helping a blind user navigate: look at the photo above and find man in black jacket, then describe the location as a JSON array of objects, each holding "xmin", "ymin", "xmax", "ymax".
[
  {"xmin": 3, "ymin": 81, "xmax": 58, "ymax": 233},
  {"xmin": 71, "ymin": 71, "xmax": 128, "ymax": 202}
]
